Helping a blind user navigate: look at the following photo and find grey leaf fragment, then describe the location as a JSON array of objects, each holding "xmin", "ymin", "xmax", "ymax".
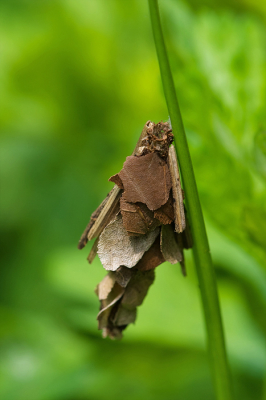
[
  {"xmin": 98, "ymin": 214, "xmax": 160, "ymax": 271},
  {"xmin": 160, "ymin": 224, "xmax": 183, "ymax": 264},
  {"xmin": 102, "ymin": 326, "xmax": 123, "ymax": 340},
  {"xmin": 112, "ymin": 306, "xmax": 137, "ymax": 326},
  {"xmin": 97, "ymin": 282, "xmax": 125, "ymax": 330},
  {"xmin": 115, "ymin": 266, "xmax": 134, "ymax": 288},
  {"xmin": 96, "ymin": 272, "xmax": 116, "ymax": 300},
  {"xmin": 168, "ymin": 145, "xmax": 186, "ymax": 233},
  {"xmin": 121, "ymin": 269, "xmax": 155, "ymax": 309}
]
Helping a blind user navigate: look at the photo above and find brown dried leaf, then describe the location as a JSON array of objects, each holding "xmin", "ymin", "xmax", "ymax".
[
  {"xmin": 120, "ymin": 194, "xmax": 160, "ymax": 236},
  {"xmin": 121, "ymin": 269, "xmax": 155, "ymax": 309},
  {"xmin": 109, "ymin": 173, "xmax": 124, "ymax": 190},
  {"xmin": 96, "ymin": 272, "xmax": 116, "ymax": 300},
  {"xmin": 98, "ymin": 214, "xmax": 160, "ymax": 271},
  {"xmin": 111, "ymin": 306, "xmax": 137, "ymax": 326},
  {"xmin": 102, "ymin": 326, "xmax": 124, "ymax": 340},
  {"xmin": 78, "ymin": 186, "xmax": 121, "ymax": 249},
  {"xmin": 160, "ymin": 224, "xmax": 183, "ymax": 264},
  {"xmin": 154, "ymin": 194, "xmax": 175, "ymax": 225},
  {"xmin": 115, "ymin": 266, "xmax": 134, "ymax": 288},
  {"xmin": 78, "ymin": 191, "xmax": 111, "ymax": 249},
  {"xmin": 168, "ymin": 145, "xmax": 186, "ymax": 233},
  {"xmin": 97, "ymin": 282, "xmax": 125, "ymax": 330},
  {"xmin": 88, "ymin": 185, "xmax": 121, "ymax": 241},
  {"xmin": 119, "ymin": 152, "xmax": 172, "ymax": 211},
  {"xmin": 135, "ymin": 236, "xmax": 164, "ymax": 271}
]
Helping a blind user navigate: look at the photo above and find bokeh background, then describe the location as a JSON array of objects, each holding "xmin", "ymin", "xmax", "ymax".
[{"xmin": 1, "ymin": 0, "xmax": 266, "ymax": 399}]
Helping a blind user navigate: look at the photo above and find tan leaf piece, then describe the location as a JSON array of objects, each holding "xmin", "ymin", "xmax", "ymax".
[
  {"xmin": 78, "ymin": 190, "xmax": 112, "ymax": 249},
  {"xmin": 97, "ymin": 282, "xmax": 125, "ymax": 330},
  {"xmin": 78, "ymin": 185, "xmax": 121, "ymax": 249},
  {"xmin": 168, "ymin": 145, "xmax": 186, "ymax": 233},
  {"xmin": 160, "ymin": 224, "xmax": 183, "ymax": 264},
  {"xmin": 87, "ymin": 237, "xmax": 99, "ymax": 264},
  {"xmin": 135, "ymin": 236, "xmax": 165, "ymax": 271},
  {"xmin": 98, "ymin": 214, "xmax": 160, "ymax": 271},
  {"xmin": 119, "ymin": 152, "xmax": 172, "ymax": 211},
  {"xmin": 96, "ymin": 272, "xmax": 117, "ymax": 300},
  {"xmin": 120, "ymin": 194, "xmax": 160, "ymax": 236},
  {"xmin": 154, "ymin": 194, "xmax": 175, "ymax": 225},
  {"xmin": 96, "ymin": 269, "xmax": 155, "ymax": 339}
]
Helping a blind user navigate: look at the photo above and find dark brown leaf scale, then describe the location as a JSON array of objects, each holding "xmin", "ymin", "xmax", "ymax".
[
  {"xmin": 154, "ymin": 194, "xmax": 175, "ymax": 225},
  {"xmin": 109, "ymin": 173, "xmax": 124, "ymax": 189},
  {"xmin": 119, "ymin": 152, "xmax": 172, "ymax": 211},
  {"xmin": 120, "ymin": 194, "xmax": 160, "ymax": 236},
  {"xmin": 134, "ymin": 236, "xmax": 164, "ymax": 271}
]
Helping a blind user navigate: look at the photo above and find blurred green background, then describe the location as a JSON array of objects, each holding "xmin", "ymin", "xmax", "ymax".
[{"xmin": 1, "ymin": 0, "xmax": 266, "ymax": 399}]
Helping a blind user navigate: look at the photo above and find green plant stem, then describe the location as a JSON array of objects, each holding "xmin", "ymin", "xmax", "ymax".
[{"xmin": 148, "ymin": 1, "xmax": 233, "ymax": 399}]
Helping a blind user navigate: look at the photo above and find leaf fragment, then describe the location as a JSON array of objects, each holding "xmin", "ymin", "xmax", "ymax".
[
  {"xmin": 168, "ymin": 145, "xmax": 186, "ymax": 233},
  {"xmin": 154, "ymin": 194, "xmax": 175, "ymax": 225},
  {"xmin": 109, "ymin": 173, "xmax": 124, "ymax": 189},
  {"xmin": 87, "ymin": 237, "xmax": 99, "ymax": 264},
  {"xmin": 121, "ymin": 269, "xmax": 155, "ymax": 309},
  {"xmin": 96, "ymin": 272, "xmax": 117, "ymax": 300},
  {"xmin": 160, "ymin": 224, "xmax": 183, "ymax": 264},
  {"xmin": 98, "ymin": 214, "xmax": 160, "ymax": 271},
  {"xmin": 96, "ymin": 268, "xmax": 155, "ymax": 339},
  {"xmin": 135, "ymin": 236, "xmax": 164, "ymax": 271},
  {"xmin": 111, "ymin": 306, "xmax": 137, "ymax": 326},
  {"xmin": 120, "ymin": 194, "xmax": 160, "ymax": 236},
  {"xmin": 115, "ymin": 266, "xmax": 134, "ymax": 288},
  {"xmin": 97, "ymin": 282, "xmax": 125, "ymax": 330},
  {"xmin": 119, "ymin": 152, "xmax": 172, "ymax": 211},
  {"xmin": 78, "ymin": 185, "xmax": 121, "ymax": 249},
  {"xmin": 78, "ymin": 191, "xmax": 112, "ymax": 249},
  {"xmin": 88, "ymin": 185, "xmax": 122, "ymax": 241}
]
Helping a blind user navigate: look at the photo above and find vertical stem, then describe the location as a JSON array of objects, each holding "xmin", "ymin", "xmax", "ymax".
[{"xmin": 148, "ymin": 1, "xmax": 233, "ymax": 399}]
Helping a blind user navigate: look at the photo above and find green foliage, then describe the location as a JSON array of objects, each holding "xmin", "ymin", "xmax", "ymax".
[{"xmin": 0, "ymin": 0, "xmax": 265, "ymax": 399}]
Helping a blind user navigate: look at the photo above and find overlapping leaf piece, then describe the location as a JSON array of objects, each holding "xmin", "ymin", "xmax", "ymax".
[
  {"xmin": 78, "ymin": 120, "xmax": 192, "ymax": 339},
  {"xmin": 96, "ymin": 269, "xmax": 155, "ymax": 339},
  {"xmin": 97, "ymin": 214, "xmax": 160, "ymax": 271},
  {"xmin": 115, "ymin": 152, "xmax": 172, "ymax": 211}
]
